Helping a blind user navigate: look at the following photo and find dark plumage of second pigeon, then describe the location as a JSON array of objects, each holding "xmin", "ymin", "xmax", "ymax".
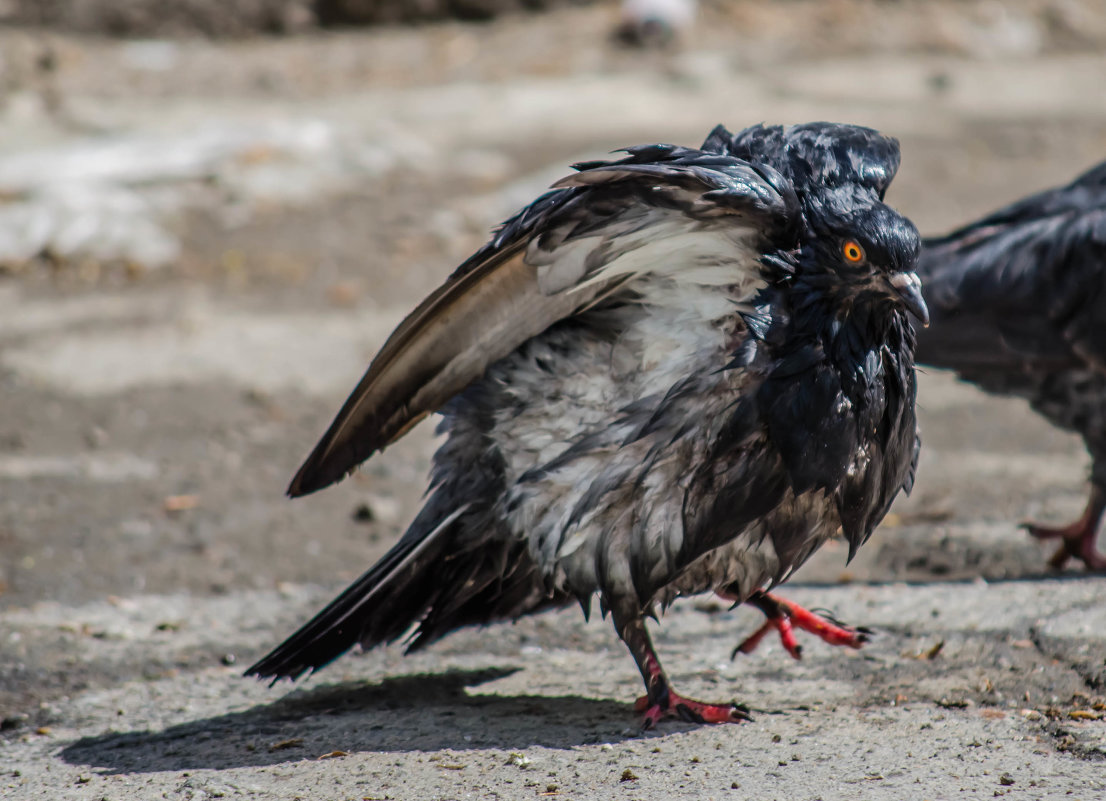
[
  {"xmin": 915, "ymin": 161, "xmax": 1106, "ymax": 570},
  {"xmin": 247, "ymin": 121, "xmax": 926, "ymax": 727}
]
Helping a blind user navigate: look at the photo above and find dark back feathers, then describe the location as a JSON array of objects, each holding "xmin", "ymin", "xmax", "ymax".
[
  {"xmin": 916, "ymin": 160, "xmax": 1106, "ymax": 374},
  {"xmin": 701, "ymin": 122, "xmax": 902, "ymax": 200}
]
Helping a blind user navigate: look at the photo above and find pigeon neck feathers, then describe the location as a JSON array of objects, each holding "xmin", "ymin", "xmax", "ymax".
[
  {"xmin": 724, "ymin": 121, "xmax": 922, "ymax": 373},
  {"xmin": 716, "ymin": 122, "xmax": 921, "ymax": 543}
]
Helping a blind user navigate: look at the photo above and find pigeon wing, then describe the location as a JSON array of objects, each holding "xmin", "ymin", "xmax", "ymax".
[
  {"xmin": 288, "ymin": 145, "xmax": 800, "ymax": 497},
  {"xmin": 917, "ymin": 172, "xmax": 1106, "ymax": 374}
]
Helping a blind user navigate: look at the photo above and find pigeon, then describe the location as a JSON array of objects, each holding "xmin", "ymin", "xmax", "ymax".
[
  {"xmin": 247, "ymin": 121, "xmax": 927, "ymax": 728},
  {"xmin": 915, "ymin": 161, "xmax": 1106, "ymax": 570},
  {"xmin": 613, "ymin": 0, "xmax": 697, "ymax": 48}
]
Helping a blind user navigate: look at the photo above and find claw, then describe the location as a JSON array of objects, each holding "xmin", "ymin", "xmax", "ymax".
[
  {"xmin": 636, "ymin": 692, "xmax": 752, "ymax": 730},
  {"xmin": 732, "ymin": 591, "xmax": 870, "ymax": 661},
  {"xmin": 1021, "ymin": 487, "xmax": 1106, "ymax": 571},
  {"xmin": 621, "ymin": 613, "xmax": 752, "ymax": 731},
  {"xmin": 1024, "ymin": 520, "xmax": 1106, "ymax": 570}
]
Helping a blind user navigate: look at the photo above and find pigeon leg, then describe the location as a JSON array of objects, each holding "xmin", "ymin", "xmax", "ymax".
[
  {"xmin": 1023, "ymin": 485, "xmax": 1106, "ymax": 570},
  {"xmin": 726, "ymin": 590, "xmax": 870, "ymax": 661},
  {"xmin": 616, "ymin": 610, "xmax": 751, "ymax": 730}
]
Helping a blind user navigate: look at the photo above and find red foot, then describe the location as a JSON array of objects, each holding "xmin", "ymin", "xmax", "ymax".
[
  {"xmin": 619, "ymin": 614, "xmax": 751, "ymax": 731},
  {"xmin": 1023, "ymin": 487, "xmax": 1106, "ymax": 571},
  {"xmin": 633, "ymin": 690, "xmax": 751, "ymax": 729},
  {"xmin": 1024, "ymin": 520, "xmax": 1106, "ymax": 571},
  {"xmin": 732, "ymin": 591, "xmax": 870, "ymax": 661},
  {"xmin": 1030, "ymin": 528, "xmax": 1106, "ymax": 571}
]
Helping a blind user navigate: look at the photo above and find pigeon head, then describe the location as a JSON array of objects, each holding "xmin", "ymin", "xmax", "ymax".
[
  {"xmin": 798, "ymin": 184, "xmax": 927, "ymax": 327},
  {"xmin": 716, "ymin": 122, "xmax": 927, "ymax": 326}
]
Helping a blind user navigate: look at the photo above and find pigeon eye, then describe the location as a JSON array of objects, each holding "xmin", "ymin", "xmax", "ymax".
[{"xmin": 842, "ymin": 240, "xmax": 865, "ymax": 263}]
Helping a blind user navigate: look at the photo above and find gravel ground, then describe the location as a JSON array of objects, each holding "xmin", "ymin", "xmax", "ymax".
[{"xmin": 2, "ymin": 3, "xmax": 1106, "ymax": 799}]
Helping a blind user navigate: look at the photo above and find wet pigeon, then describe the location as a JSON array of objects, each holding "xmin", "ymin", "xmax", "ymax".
[
  {"xmin": 915, "ymin": 162, "xmax": 1106, "ymax": 570},
  {"xmin": 247, "ymin": 122, "xmax": 926, "ymax": 727}
]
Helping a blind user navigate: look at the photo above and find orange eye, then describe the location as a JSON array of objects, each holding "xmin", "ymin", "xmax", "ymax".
[{"xmin": 842, "ymin": 240, "xmax": 865, "ymax": 263}]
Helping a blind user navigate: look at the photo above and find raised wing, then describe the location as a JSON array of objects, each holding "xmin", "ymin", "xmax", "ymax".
[{"xmin": 287, "ymin": 144, "xmax": 800, "ymax": 497}]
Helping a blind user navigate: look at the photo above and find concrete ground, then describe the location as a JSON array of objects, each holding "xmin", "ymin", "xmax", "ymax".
[{"xmin": 2, "ymin": 2, "xmax": 1106, "ymax": 799}]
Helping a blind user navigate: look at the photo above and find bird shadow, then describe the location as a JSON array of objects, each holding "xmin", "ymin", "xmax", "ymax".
[{"xmin": 60, "ymin": 667, "xmax": 642, "ymax": 774}]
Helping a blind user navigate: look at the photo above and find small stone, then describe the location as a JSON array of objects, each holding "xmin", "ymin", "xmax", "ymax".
[
  {"xmin": 999, "ymin": 774, "xmax": 1015, "ymax": 787},
  {"xmin": 326, "ymin": 282, "xmax": 361, "ymax": 308},
  {"xmin": 85, "ymin": 426, "xmax": 108, "ymax": 448},
  {"xmin": 269, "ymin": 738, "xmax": 304, "ymax": 752},
  {"xmin": 1, "ymin": 715, "xmax": 27, "ymax": 730},
  {"xmin": 163, "ymin": 494, "xmax": 199, "ymax": 513}
]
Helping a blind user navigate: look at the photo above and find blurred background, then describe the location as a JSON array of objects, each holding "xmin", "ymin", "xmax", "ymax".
[{"xmin": 2, "ymin": 0, "xmax": 1106, "ymax": 718}]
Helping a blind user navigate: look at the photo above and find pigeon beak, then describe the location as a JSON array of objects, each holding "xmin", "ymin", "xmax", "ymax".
[{"xmin": 889, "ymin": 271, "xmax": 929, "ymax": 328}]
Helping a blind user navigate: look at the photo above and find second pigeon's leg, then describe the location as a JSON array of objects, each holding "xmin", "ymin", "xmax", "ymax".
[
  {"xmin": 725, "ymin": 589, "xmax": 870, "ymax": 661},
  {"xmin": 614, "ymin": 608, "xmax": 751, "ymax": 730},
  {"xmin": 1023, "ymin": 485, "xmax": 1106, "ymax": 570}
]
